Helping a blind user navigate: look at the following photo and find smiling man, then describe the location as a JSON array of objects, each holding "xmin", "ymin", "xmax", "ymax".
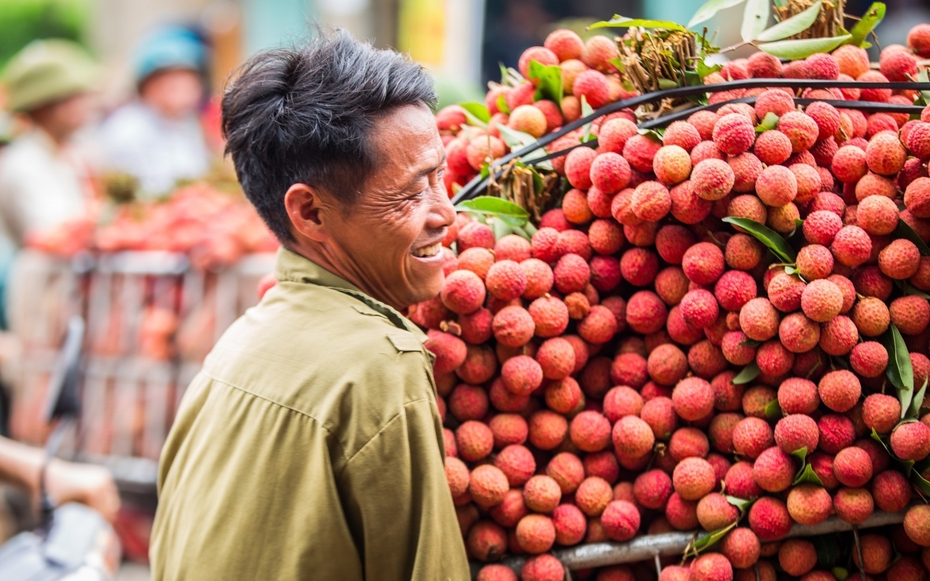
[{"xmin": 150, "ymin": 30, "xmax": 469, "ymax": 580}]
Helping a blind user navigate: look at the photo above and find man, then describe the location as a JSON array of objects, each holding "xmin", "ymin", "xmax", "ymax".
[
  {"xmin": 0, "ymin": 39, "xmax": 97, "ymax": 248},
  {"xmin": 151, "ymin": 30, "xmax": 470, "ymax": 580},
  {"xmin": 98, "ymin": 26, "xmax": 210, "ymax": 195}
]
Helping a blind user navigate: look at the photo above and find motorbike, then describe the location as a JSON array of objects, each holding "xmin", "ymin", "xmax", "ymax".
[{"xmin": 0, "ymin": 316, "xmax": 122, "ymax": 580}]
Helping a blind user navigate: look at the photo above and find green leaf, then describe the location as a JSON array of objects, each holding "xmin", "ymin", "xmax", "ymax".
[
  {"xmin": 732, "ymin": 361, "xmax": 761, "ymax": 384},
  {"xmin": 765, "ymin": 398, "xmax": 783, "ymax": 420},
  {"xmin": 918, "ymin": 69, "xmax": 930, "ymax": 107},
  {"xmin": 697, "ymin": 60, "xmax": 723, "ymax": 80},
  {"xmin": 687, "ymin": 522, "xmax": 738, "ymax": 556},
  {"xmin": 755, "ymin": 113, "xmax": 779, "ymax": 133},
  {"xmin": 871, "ymin": 428, "xmax": 893, "ymax": 455},
  {"xmin": 688, "ymin": 0, "xmax": 747, "ymax": 28},
  {"xmin": 455, "ymin": 196, "xmax": 530, "ymax": 229},
  {"xmin": 850, "ymin": 2, "xmax": 886, "ymax": 47},
  {"xmin": 724, "ymin": 495, "xmax": 753, "ymax": 514},
  {"xmin": 722, "ymin": 217, "xmax": 796, "ymax": 262},
  {"xmin": 494, "ymin": 123, "xmax": 534, "ymax": 149},
  {"xmin": 740, "ymin": 339, "xmax": 763, "ymax": 348},
  {"xmin": 881, "ymin": 324, "xmax": 915, "ymax": 414},
  {"xmin": 496, "ymin": 93, "xmax": 511, "ymax": 115},
  {"xmin": 528, "ymin": 60, "xmax": 563, "ymax": 105},
  {"xmin": 793, "ymin": 461, "xmax": 825, "ymax": 486},
  {"xmin": 461, "ymin": 110, "xmax": 488, "ymax": 129},
  {"xmin": 894, "ymin": 219, "xmax": 930, "ymax": 256},
  {"xmin": 755, "ymin": 0, "xmax": 822, "ymax": 41},
  {"xmin": 590, "ymin": 16, "xmax": 687, "ymax": 32},
  {"xmin": 460, "ymin": 102, "xmax": 491, "ymax": 124},
  {"xmin": 741, "ymin": 0, "xmax": 770, "ymax": 42},
  {"xmin": 911, "ymin": 469, "xmax": 930, "ymax": 495},
  {"xmin": 511, "ymin": 226, "xmax": 532, "ymax": 242},
  {"xmin": 757, "ymin": 35, "xmax": 852, "ymax": 60},
  {"xmin": 791, "ymin": 447, "xmax": 808, "ymax": 462},
  {"xmin": 581, "ymin": 96, "xmax": 595, "ymax": 143},
  {"xmin": 490, "ymin": 217, "xmax": 513, "ymax": 241},
  {"xmin": 909, "ymin": 377, "xmax": 929, "ymax": 419}
]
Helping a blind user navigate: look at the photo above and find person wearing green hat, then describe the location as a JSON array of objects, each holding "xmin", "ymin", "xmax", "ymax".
[
  {"xmin": 0, "ymin": 39, "xmax": 98, "ymax": 248},
  {"xmin": 98, "ymin": 26, "xmax": 210, "ymax": 195}
]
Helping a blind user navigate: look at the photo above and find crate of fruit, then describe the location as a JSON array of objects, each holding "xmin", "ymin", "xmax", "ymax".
[{"xmin": 423, "ymin": 2, "xmax": 930, "ymax": 579}]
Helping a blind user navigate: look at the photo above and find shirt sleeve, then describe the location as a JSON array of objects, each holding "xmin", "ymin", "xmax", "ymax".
[{"xmin": 337, "ymin": 397, "xmax": 471, "ymax": 581}]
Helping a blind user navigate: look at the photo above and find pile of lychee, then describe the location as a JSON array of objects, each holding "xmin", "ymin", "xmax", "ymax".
[{"xmin": 423, "ymin": 24, "xmax": 930, "ymax": 581}]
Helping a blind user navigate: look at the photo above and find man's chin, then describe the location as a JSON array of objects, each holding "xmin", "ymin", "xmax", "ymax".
[{"xmin": 407, "ymin": 275, "xmax": 445, "ymax": 308}]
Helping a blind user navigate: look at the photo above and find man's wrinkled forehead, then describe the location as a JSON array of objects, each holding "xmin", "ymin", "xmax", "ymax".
[{"xmin": 366, "ymin": 104, "xmax": 444, "ymax": 187}]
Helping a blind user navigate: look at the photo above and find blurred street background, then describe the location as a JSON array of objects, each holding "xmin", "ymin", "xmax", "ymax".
[{"xmin": 0, "ymin": 0, "xmax": 927, "ymax": 578}]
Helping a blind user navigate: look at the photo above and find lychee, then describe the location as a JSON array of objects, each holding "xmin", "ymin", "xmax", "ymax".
[
  {"xmin": 786, "ymin": 483, "xmax": 832, "ymax": 526},
  {"xmin": 470, "ymin": 464, "xmax": 510, "ymax": 508},
  {"xmin": 600, "ymin": 500, "xmax": 640, "ymax": 541},
  {"xmin": 672, "ymin": 457, "xmax": 716, "ymax": 500}
]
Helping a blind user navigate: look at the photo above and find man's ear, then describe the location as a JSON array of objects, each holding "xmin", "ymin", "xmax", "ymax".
[{"xmin": 284, "ymin": 183, "xmax": 333, "ymax": 243}]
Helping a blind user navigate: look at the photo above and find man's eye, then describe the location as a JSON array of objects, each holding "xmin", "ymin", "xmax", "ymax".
[{"xmin": 437, "ymin": 168, "xmax": 445, "ymax": 180}]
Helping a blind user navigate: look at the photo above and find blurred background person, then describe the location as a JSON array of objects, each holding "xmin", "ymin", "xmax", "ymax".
[
  {"xmin": 98, "ymin": 26, "xmax": 210, "ymax": 197},
  {"xmin": 0, "ymin": 39, "xmax": 98, "ymax": 250}
]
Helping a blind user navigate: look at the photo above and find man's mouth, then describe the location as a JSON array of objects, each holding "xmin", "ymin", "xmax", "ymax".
[{"xmin": 412, "ymin": 242, "xmax": 442, "ymax": 258}]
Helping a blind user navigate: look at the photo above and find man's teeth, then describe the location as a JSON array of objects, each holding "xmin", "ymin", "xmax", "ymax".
[{"xmin": 413, "ymin": 243, "xmax": 442, "ymax": 258}]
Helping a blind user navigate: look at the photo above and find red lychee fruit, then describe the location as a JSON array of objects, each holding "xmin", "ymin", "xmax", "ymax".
[
  {"xmin": 904, "ymin": 504, "xmax": 930, "ymax": 547},
  {"xmin": 748, "ymin": 496, "xmax": 791, "ymax": 541},
  {"xmin": 834, "ymin": 446, "xmax": 873, "ymax": 487},
  {"xmin": 520, "ymin": 554, "xmax": 562, "ymax": 581},
  {"xmin": 692, "ymin": 159, "xmax": 735, "ymax": 201},
  {"xmin": 600, "ymin": 500, "xmax": 640, "ymax": 541},
  {"xmin": 470, "ymin": 464, "xmax": 510, "ymax": 508},
  {"xmin": 774, "ymin": 414, "xmax": 819, "ymax": 455},
  {"xmin": 544, "ymin": 28, "xmax": 584, "ymax": 60},
  {"xmin": 672, "ymin": 457, "xmax": 716, "ymax": 500},
  {"xmin": 753, "ymin": 446, "xmax": 796, "ymax": 493},
  {"xmin": 786, "ymin": 483, "xmax": 832, "ymax": 526},
  {"xmin": 891, "ymin": 421, "xmax": 930, "ymax": 461}
]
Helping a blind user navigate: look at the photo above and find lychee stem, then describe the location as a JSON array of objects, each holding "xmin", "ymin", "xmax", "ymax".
[{"xmin": 852, "ymin": 526, "xmax": 866, "ymax": 581}]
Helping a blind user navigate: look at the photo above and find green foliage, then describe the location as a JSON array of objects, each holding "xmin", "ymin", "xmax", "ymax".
[
  {"xmin": 460, "ymin": 102, "xmax": 490, "ymax": 124},
  {"xmin": 454, "ymin": 196, "xmax": 530, "ymax": 228},
  {"xmin": 756, "ymin": 0, "xmax": 823, "ymax": 42},
  {"xmin": 732, "ymin": 362, "xmax": 761, "ymax": 384},
  {"xmin": 528, "ymin": 60, "xmax": 563, "ymax": 105},
  {"xmin": 755, "ymin": 112, "xmax": 779, "ymax": 133},
  {"xmin": 689, "ymin": 0, "xmax": 747, "ymax": 28},
  {"xmin": 589, "ymin": 16, "xmax": 688, "ymax": 32},
  {"xmin": 721, "ymin": 217, "xmax": 796, "ymax": 262},
  {"xmin": 758, "ymin": 35, "xmax": 852, "ymax": 59},
  {"xmin": 881, "ymin": 324, "xmax": 915, "ymax": 415},
  {"xmin": 849, "ymin": 3, "xmax": 886, "ymax": 47},
  {"xmin": 741, "ymin": 0, "xmax": 771, "ymax": 41},
  {"xmin": 0, "ymin": 0, "xmax": 89, "ymax": 68}
]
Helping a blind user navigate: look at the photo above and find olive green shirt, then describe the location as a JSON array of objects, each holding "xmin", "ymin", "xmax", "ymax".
[{"xmin": 150, "ymin": 248, "xmax": 469, "ymax": 581}]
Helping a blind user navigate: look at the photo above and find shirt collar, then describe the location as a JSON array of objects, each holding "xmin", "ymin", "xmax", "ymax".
[{"xmin": 273, "ymin": 247, "xmax": 427, "ymax": 341}]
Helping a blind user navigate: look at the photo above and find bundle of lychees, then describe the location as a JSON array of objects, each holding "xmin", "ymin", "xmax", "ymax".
[{"xmin": 418, "ymin": 23, "xmax": 930, "ymax": 581}]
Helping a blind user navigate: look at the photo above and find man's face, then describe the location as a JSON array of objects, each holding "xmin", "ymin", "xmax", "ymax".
[{"xmin": 323, "ymin": 104, "xmax": 454, "ymax": 310}]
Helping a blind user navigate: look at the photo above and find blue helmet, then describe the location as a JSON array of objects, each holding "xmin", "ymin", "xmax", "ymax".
[{"xmin": 133, "ymin": 26, "xmax": 207, "ymax": 83}]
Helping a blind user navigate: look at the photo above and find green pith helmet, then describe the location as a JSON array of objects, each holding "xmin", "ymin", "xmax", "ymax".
[{"xmin": 4, "ymin": 39, "xmax": 99, "ymax": 113}]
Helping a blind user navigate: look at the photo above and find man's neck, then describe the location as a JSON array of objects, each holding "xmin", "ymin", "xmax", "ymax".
[{"xmin": 285, "ymin": 241, "xmax": 406, "ymax": 312}]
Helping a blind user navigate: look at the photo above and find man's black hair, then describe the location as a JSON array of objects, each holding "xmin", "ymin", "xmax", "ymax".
[{"xmin": 222, "ymin": 28, "xmax": 437, "ymax": 242}]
